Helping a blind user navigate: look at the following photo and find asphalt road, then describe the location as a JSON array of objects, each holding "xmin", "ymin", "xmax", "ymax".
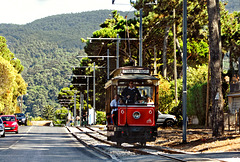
[
  {"xmin": 1, "ymin": 126, "xmax": 239, "ymax": 162},
  {"xmin": 0, "ymin": 126, "xmax": 110, "ymax": 162}
]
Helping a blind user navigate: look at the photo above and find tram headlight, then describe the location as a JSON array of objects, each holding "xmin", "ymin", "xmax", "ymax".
[{"xmin": 133, "ymin": 111, "xmax": 141, "ymax": 119}]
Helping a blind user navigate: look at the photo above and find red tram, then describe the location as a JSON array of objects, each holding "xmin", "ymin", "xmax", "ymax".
[{"xmin": 105, "ymin": 66, "xmax": 159, "ymax": 146}]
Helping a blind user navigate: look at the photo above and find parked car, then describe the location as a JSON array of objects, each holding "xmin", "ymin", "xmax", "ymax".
[
  {"xmin": 0, "ymin": 115, "xmax": 18, "ymax": 134},
  {"xmin": 14, "ymin": 113, "xmax": 27, "ymax": 126},
  {"xmin": 0, "ymin": 118, "xmax": 5, "ymax": 137},
  {"xmin": 156, "ymin": 111, "xmax": 177, "ymax": 127}
]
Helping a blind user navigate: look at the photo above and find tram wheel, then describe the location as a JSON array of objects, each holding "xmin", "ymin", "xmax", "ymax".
[{"xmin": 117, "ymin": 142, "xmax": 122, "ymax": 146}]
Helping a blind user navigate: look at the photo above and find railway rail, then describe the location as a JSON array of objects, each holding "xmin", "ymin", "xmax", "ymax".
[{"xmin": 67, "ymin": 126, "xmax": 188, "ymax": 162}]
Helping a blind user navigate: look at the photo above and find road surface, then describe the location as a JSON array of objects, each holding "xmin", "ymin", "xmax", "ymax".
[{"xmin": 0, "ymin": 126, "xmax": 110, "ymax": 162}]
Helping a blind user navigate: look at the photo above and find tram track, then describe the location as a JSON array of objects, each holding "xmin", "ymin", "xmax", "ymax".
[
  {"xmin": 73, "ymin": 126, "xmax": 188, "ymax": 162},
  {"xmin": 84, "ymin": 126, "xmax": 187, "ymax": 154}
]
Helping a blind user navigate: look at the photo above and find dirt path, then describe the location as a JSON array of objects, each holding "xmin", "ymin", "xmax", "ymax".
[{"xmin": 152, "ymin": 126, "xmax": 240, "ymax": 152}]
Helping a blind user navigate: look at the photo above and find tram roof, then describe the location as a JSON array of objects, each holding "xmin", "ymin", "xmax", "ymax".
[
  {"xmin": 105, "ymin": 66, "xmax": 159, "ymax": 88},
  {"xmin": 112, "ymin": 74, "xmax": 159, "ymax": 81},
  {"xmin": 109, "ymin": 66, "xmax": 159, "ymax": 80},
  {"xmin": 110, "ymin": 66, "xmax": 150, "ymax": 76}
]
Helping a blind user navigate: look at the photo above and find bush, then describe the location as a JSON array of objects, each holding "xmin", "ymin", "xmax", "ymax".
[
  {"xmin": 31, "ymin": 116, "xmax": 44, "ymax": 121},
  {"xmin": 96, "ymin": 111, "xmax": 106, "ymax": 125},
  {"xmin": 53, "ymin": 108, "xmax": 69, "ymax": 126},
  {"xmin": 187, "ymin": 83, "xmax": 207, "ymax": 125},
  {"xmin": 158, "ymin": 76, "xmax": 180, "ymax": 113},
  {"xmin": 53, "ymin": 119, "xmax": 66, "ymax": 126}
]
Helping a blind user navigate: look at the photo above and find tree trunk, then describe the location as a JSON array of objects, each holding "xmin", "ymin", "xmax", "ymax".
[
  {"xmin": 163, "ymin": 26, "xmax": 170, "ymax": 78},
  {"xmin": 207, "ymin": 0, "xmax": 224, "ymax": 137}
]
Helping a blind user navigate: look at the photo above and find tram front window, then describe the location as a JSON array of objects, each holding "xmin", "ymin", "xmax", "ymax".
[{"xmin": 118, "ymin": 86, "xmax": 154, "ymax": 104}]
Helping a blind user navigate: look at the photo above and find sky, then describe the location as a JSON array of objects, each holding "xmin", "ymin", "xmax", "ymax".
[{"xmin": 1, "ymin": 0, "xmax": 134, "ymax": 24}]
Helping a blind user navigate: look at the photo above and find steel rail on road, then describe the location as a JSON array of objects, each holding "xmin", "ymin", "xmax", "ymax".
[{"xmin": 74, "ymin": 126, "xmax": 187, "ymax": 162}]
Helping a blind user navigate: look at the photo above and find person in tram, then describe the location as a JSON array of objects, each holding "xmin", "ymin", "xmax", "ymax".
[
  {"xmin": 110, "ymin": 94, "xmax": 119, "ymax": 125},
  {"xmin": 147, "ymin": 97, "xmax": 154, "ymax": 105},
  {"xmin": 121, "ymin": 81, "xmax": 141, "ymax": 104}
]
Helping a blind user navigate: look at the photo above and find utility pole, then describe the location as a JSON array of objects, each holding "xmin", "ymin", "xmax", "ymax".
[
  {"xmin": 20, "ymin": 95, "xmax": 23, "ymax": 113},
  {"xmin": 117, "ymin": 34, "xmax": 120, "ymax": 68},
  {"xmin": 80, "ymin": 92, "xmax": 84, "ymax": 126},
  {"xmin": 107, "ymin": 49, "xmax": 110, "ymax": 80},
  {"xmin": 154, "ymin": 46, "xmax": 157, "ymax": 75},
  {"xmin": 74, "ymin": 92, "xmax": 76, "ymax": 126},
  {"xmin": 87, "ymin": 77, "xmax": 89, "ymax": 125},
  {"xmin": 139, "ymin": 8, "xmax": 143, "ymax": 67},
  {"xmin": 182, "ymin": 0, "xmax": 188, "ymax": 143},
  {"xmin": 173, "ymin": 8, "xmax": 178, "ymax": 104},
  {"xmin": 93, "ymin": 62, "xmax": 96, "ymax": 124}
]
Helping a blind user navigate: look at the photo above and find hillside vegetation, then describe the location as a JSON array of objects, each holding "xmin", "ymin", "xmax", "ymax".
[{"xmin": 0, "ymin": 10, "xmax": 134, "ymax": 116}]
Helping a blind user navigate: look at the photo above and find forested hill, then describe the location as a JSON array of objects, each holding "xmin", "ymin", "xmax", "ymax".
[
  {"xmin": 1, "ymin": 10, "xmax": 133, "ymax": 50},
  {"xmin": 0, "ymin": 10, "xmax": 134, "ymax": 117}
]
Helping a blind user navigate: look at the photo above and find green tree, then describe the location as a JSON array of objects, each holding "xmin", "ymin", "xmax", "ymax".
[
  {"xmin": 42, "ymin": 105, "xmax": 55, "ymax": 120},
  {"xmin": 0, "ymin": 36, "xmax": 27, "ymax": 114},
  {"xmin": 54, "ymin": 107, "xmax": 68, "ymax": 125},
  {"xmin": 158, "ymin": 76, "xmax": 177, "ymax": 113}
]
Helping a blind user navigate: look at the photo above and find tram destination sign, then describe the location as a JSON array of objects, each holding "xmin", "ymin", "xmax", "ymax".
[{"xmin": 122, "ymin": 69, "xmax": 149, "ymax": 74}]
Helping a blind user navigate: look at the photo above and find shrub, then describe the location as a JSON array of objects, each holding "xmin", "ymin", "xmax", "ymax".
[
  {"xmin": 31, "ymin": 116, "xmax": 44, "ymax": 121},
  {"xmin": 187, "ymin": 83, "xmax": 207, "ymax": 125},
  {"xmin": 96, "ymin": 111, "xmax": 106, "ymax": 125},
  {"xmin": 53, "ymin": 107, "xmax": 68, "ymax": 126}
]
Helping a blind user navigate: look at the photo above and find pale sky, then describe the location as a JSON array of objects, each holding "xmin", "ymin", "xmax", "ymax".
[{"xmin": 1, "ymin": 0, "xmax": 134, "ymax": 24}]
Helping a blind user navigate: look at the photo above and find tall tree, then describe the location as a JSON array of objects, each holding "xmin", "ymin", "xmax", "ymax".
[
  {"xmin": 207, "ymin": 0, "xmax": 224, "ymax": 137},
  {"xmin": 42, "ymin": 105, "xmax": 55, "ymax": 120},
  {"xmin": 0, "ymin": 36, "xmax": 27, "ymax": 114}
]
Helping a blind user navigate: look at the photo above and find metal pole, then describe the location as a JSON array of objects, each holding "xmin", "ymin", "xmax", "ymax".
[
  {"xmin": 74, "ymin": 92, "xmax": 76, "ymax": 126},
  {"xmin": 117, "ymin": 34, "xmax": 119, "ymax": 69},
  {"xmin": 79, "ymin": 92, "xmax": 82, "ymax": 126},
  {"xmin": 20, "ymin": 95, "xmax": 23, "ymax": 113},
  {"xmin": 87, "ymin": 77, "xmax": 89, "ymax": 125},
  {"xmin": 139, "ymin": 8, "xmax": 143, "ymax": 67},
  {"xmin": 107, "ymin": 49, "xmax": 110, "ymax": 80},
  {"xmin": 80, "ymin": 93, "xmax": 84, "ymax": 126},
  {"xmin": 154, "ymin": 46, "xmax": 157, "ymax": 75},
  {"xmin": 93, "ymin": 62, "xmax": 96, "ymax": 125},
  {"xmin": 173, "ymin": 8, "xmax": 178, "ymax": 104},
  {"xmin": 182, "ymin": 0, "xmax": 188, "ymax": 143}
]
